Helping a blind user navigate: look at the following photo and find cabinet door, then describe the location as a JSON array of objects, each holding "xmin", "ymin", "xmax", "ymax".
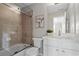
[
  {"xmin": 43, "ymin": 45, "xmax": 48, "ymax": 56},
  {"xmin": 69, "ymin": 50, "xmax": 79, "ymax": 56},
  {"xmin": 43, "ymin": 39, "xmax": 48, "ymax": 56},
  {"xmin": 59, "ymin": 49, "xmax": 79, "ymax": 56},
  {"xmin": 58, "ymin": 49, "xmax": 69, "ymax": 56},
  {"xmin": 47, "ymin": 47, "xmax": 59, "ymax": 56}
]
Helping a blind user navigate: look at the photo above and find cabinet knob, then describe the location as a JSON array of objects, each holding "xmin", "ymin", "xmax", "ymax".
[
  {"xmin": 62, "ymin": 50, "xmax": 65, "ymax": 53},
  {"xmin": 56, "ymin": 49, "xmax": 59, "ymax": 51}
]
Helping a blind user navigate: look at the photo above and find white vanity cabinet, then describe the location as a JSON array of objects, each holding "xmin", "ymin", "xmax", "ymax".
[
  {"xmin": 43, "ymin": 37, "xmax": 79, "ymax": 56},
  {"xmin": 44, "ymin": 44, "xmax": 79, "ymax": 56}
]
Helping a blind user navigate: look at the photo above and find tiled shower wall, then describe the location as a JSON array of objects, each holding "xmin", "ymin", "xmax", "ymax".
[
  {"xmin": 21, "ymin": 13, "xmax": 33, "ymax": 45},
  {"xmin": 0, "ymin": 4, "xmax": 22, "ymax": 48}
]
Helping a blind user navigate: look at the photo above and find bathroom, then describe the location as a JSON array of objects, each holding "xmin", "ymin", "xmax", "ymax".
[{"xmin": 0, "ymin": 3, "xmax": 79, "ymax": 56}]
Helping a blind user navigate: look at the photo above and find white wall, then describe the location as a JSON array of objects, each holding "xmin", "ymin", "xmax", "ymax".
[
  {"xmin": 30, "ymin": 4, "xmax": 48, "ymax": 37},
  {"xmin": 47, "ymin": 12, "xmax": 66, "ymax": 35},
  {"xmin": 75, "ymin": 4, "xmax": 79, "ymax": 34},
  {"xmin": 66, "ymin": 3, "xmax": 79, "ymax": 34},
  {"xmin": 47, "ymin": 14, "xmax": 53, "ymax": 30},
  {"xmin": 29, "ymin": 3, "xmax": 79, "ymax": 37},
  {"xmin": 66, "ymin": 4, "xmax": 75, "ymax": 34}
]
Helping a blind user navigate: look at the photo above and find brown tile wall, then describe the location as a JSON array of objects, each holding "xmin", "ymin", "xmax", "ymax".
[
  {"xmin": 0, "ymin": 4, "xmax": 22, "ymax": 47},
  {"xmin": 21, "ymin": 12, "xmax": 33, "ymax": 45}
]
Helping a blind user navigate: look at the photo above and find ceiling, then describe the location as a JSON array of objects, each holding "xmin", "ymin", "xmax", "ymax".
[
  {"xmin": 9, "ymin": 3, "xmax": 32, "ymax": 9},
  {"xmin": 47, "ymin": 3, "xmax": 68, "ymax": 14},
  {"xmin": 6, "ymin": 3, "xmax": 68, "ymax": 14}
]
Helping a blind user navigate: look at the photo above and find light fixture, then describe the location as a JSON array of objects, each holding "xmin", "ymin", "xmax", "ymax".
[{"xmin": 47, "ymin": 3, "xmax": 61, "ymax": 6}]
